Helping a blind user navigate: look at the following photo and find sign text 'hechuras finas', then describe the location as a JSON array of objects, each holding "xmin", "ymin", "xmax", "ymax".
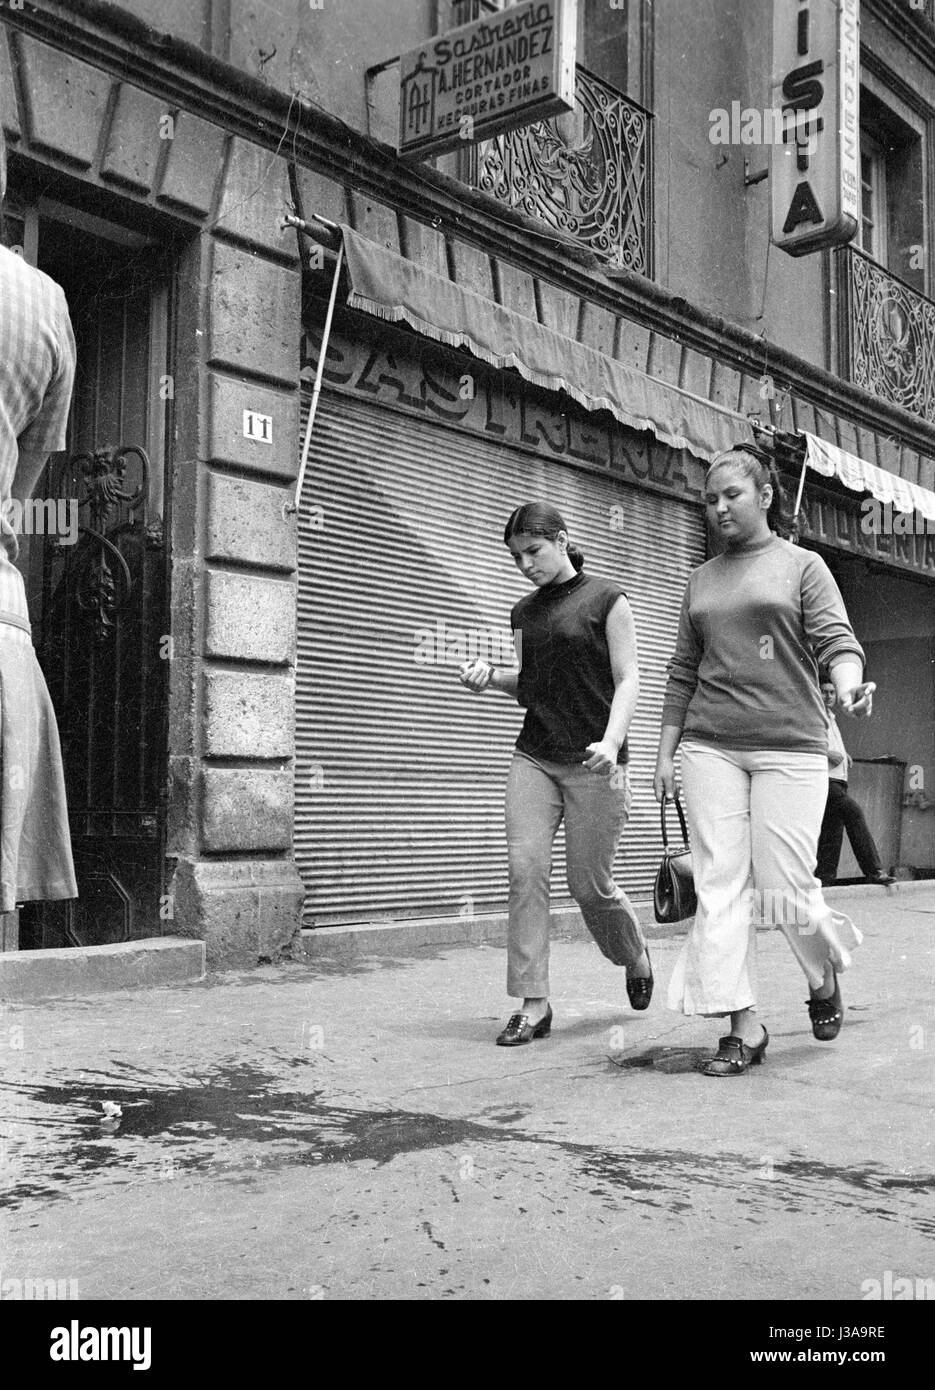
[
  {"xmin": 398, "ymin": 0, "xmax": 577, "ymax": 161},
  {"xmin": 770, "ymin": 0, "xmax": 860, "ymax": 256}
]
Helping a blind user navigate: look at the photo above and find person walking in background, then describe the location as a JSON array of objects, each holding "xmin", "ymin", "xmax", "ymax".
[
  {"xmin": 816, "ymin": 676, "xmax": 895, "ymax": 888},
  {"xmin": 0, "ymin": 126, "xmax": 78, "ymax": 940},
  {"xmin": 654, "ymin": 444, "xmax": 874, "ymax": 1076},
  {"xmin": 459, "ymin": 501, "xmax": 652, "ymax": 1046}
]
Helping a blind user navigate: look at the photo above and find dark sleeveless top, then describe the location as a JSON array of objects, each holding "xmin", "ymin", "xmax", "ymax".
[{"xmin": 510, "ymin": 571, "xmax": 629, "ymax": 765}]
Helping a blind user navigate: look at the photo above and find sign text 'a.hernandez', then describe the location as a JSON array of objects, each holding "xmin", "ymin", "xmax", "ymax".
[
  {"xmin": 398, "ymin": 0, "xmax": 577, "ymax": 161},
  {"xmin": 770, "ymin": 0, "xmax": 860, "ymax": 256}
]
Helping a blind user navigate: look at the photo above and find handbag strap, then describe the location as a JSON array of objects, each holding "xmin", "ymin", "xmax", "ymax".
[{"xmin": 660, "ymin": 793, "xmax": 689, "ymax": 848}]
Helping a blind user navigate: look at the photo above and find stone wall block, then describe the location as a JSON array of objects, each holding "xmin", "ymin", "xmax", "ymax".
[
  {"xmin": 204, "ymin": 571, "xmax": 295, "ymax": 664},
  {"xmin": 206, "ymin": 473, "xmax": 296, "ymax": 572},
  {"xmin": 158, "ymin": 110, "xmax": 227, "ymax": 215},
  {"xmin": 400, "ymin": 217, "xmax": 448, "ymax": 278},
  {"xmin": 449, "ymin": 240, "xmax": 494, "ymax": 298},
  {"xmin": 295, "ymin": 165, "xmax": 347, "ymax": 227},
  {"xmin": 170, "ymin": 858, "xmax": 305, "ymax": 968},
  {"xmin": 615, "ymin": 319, "xmax": 652, "ymax": 374},
  {"xmin": 895, "ymin": 444, "xmax": 920, "ymax": 486},
  {"xmin": 679, "ymin": 347, "xmax": 714, "ymax": 400},
  {"xmin": 204, "ymin": 671, "xmax": 294, "ymax": 758},
  {"xmin": 349, "ymin": 191, "xmax": 400, "ymax": 251},
  {"xmin": 18, "ymin": 38, "xmax": 112, "ymax": 168},
  {"xmin": 536, "ymin": 280, "xmax": 579, "ymax": 339},
  {"xmin": 647, "ymin": 332, "xmax": 682, "ymax": 386},
  {"xmin": 790, "ymin": 396, "xmax": 818, "ymax": 437},
  {"xmin": 709, "ymin": 360, "xmax": 742, "ymax": 414},
  {"xmin": 202, "ymin": 768, "xmax": 293, "ymax": 853},
  {"xmin": 206, "ymin": 372, "xmax": 299, "ymax": 481},
  {"xmin": 737, "ymin": 372, "xmax": 766, "ymax": 421},
  {"xmin": 0, "ymin": 30, "xmax": 21, "ymax": 140},
  {"xmin": 495, "ymin": 259, "xmax": 538, "ymax": 321},
  {"xmin": 208, "ymin": 242, "xmax": 300, "ymax": 385},
  {"xmin": 100, "ymin": 84, "xmax": 166, "ymax": 193},
  {"xmin": 578, "ymin": 302, "xmax": 617, "ymax": 356},
  {"xmin": 215, "ymin": 138, "xmax": 296, "ymax": 258}
]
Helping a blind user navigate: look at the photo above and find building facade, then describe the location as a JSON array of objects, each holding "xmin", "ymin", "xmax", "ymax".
[{"xmin": 1, "ymin": 0, "xmax": 932, "ymax": 964}]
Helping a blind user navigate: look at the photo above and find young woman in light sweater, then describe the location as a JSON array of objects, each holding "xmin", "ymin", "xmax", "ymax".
[{"xmin": 654, "ymin": 445, "xmax": 874, "ymax": 1076}]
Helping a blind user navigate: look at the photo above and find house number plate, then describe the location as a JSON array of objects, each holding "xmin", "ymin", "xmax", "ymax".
[{"xmin": 243, "ymin": 410, "xmax": 273, "ymax": 443}]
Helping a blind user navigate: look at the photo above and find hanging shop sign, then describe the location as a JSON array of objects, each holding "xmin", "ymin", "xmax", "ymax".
[
  {"xmin": 770, "ymin": 0, "xmax": 860, "ymax": 256},
  {"xmin": 398, "ymin": 0, "xmax": 577, "ymax": 160}
]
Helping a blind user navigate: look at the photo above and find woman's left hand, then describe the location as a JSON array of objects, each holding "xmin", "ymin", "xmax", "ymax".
[
  {"xmin": 839, "ymin": 681, "xmax": 876, "ymax": 717},
  {"xmin": 583, "ymin": 740, "xmax": 620, "ymax": 773}
]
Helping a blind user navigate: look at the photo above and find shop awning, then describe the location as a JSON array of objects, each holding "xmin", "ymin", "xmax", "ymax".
[
  {"xmin": 802, "ymin": 432, "xmax": 935, "ymax": 521},
  {"xmin": 337, "ymin": 225, "xmax": 750, "ymax": 463}
]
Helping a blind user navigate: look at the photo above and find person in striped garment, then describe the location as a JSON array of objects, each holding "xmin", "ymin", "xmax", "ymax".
[{"xmin": 0, "ymin": 127, "xmax": 78, "ymax": 933}]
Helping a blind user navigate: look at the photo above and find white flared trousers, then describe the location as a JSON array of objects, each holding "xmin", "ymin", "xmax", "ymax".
[{"xmin": 669, "ymin": 741, "xmax": 862, "ymax": 1017}]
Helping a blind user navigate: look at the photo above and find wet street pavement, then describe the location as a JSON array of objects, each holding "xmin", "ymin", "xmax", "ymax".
[{"xmin": 1, "ymin": 887, "xmax": 934, "ymax": 1301}]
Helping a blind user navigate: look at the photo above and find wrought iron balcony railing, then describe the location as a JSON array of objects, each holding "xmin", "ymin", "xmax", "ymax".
[
  {"xmin": 471, "ymin": 66, "xmax": 653, "ymax": 276},
  {"xmin": 835, "ymin": 244, "xmax": 935, "ymax": 420}
]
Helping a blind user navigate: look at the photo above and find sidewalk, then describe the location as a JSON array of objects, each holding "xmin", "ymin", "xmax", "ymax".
[{"xmin": 0, "ymin": 885, "xmax": 933, "ymax": 1301}]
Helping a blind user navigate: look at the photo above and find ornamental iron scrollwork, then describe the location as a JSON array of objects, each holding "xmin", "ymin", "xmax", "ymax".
[
  {"xmin": 49, "ymin": 444, "xmax": 152, "ymax": 642},
  {"xmin": 476, "ymin": 66, "xmax": 652, "ymax": 274},
  {"xmin": 838, "ymin": 246, "xmax": 935, "ymax": 421}
]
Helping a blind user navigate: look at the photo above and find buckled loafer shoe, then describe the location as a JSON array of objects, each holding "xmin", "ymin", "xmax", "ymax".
[
  {"xmin": 495, "ymin": 1005, "xmax": 552, "ymax": 1047},
  {"xmin": 626, "ymin": 948, "xmax": 654, "ymax": 1011},
  {"xmin": 808, "ymin": 970, "xmax": 843, "ymax": 1041},
  {"xmin": 701, "ymin": 1027, "xmax": 769, "ymax": 1077}
]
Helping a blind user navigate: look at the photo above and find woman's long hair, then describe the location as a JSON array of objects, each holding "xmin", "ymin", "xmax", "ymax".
[
  {"xmin": 503, "ymin": 501, "xmax": 585, "ymax": 572},
  {"xmin": 706, "ymin": 444, "xmax": 797, "ymax": 539}
]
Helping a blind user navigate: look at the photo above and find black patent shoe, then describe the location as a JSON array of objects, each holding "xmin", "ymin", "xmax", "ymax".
[
  {"xmin": 808, "ymin": 971, "xmax": 843, "ymax": 1041},
  {"xmin": 496, "ymin": 1005, "xmax": 552, "ymax": 1047},
  {"xmin": 626, "ymin": 948, "xmax": 654, "ymax": 1011},
  {"xmin": 867, "ymin": 871, "xmax": 895, "ymax": 887},
  {"xmin": 701, "ymin": 1027, "xmax": 769, "ymax": 1077}
]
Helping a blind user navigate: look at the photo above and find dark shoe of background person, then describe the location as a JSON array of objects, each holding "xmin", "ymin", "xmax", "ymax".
[
  {"xmin": 700, "ymin": 1027, "xmax": 769, "ymax": 1077},
  {"xmin": 625, "ymin": 947, "xmax": 654, "ymax": 1011},
  {"xmin": 866, "ymin": 871, "xmax": 895, "ymax": 887},
  {"xmin": 807, "ymin": 970, "xmax": 843, "ymax": 1041},
  {"xmin": 496, "ymin": 1005, "xmax": 552, "ymax": 1047}
]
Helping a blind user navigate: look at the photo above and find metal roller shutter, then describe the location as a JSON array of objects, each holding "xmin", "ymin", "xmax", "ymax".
[{"xmin": 296, "ymin": 391, "xmax": 705, "ymax": 926}]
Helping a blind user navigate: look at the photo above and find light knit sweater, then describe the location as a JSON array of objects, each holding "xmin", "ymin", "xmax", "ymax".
[{"xmin": 661, "ymin": 535, "xmax": 865, "ymax": 754}]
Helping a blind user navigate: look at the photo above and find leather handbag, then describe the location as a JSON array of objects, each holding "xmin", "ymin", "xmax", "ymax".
[{"xmin": 653, "ymin": 794, "xmax": 697, "ymax": 924}]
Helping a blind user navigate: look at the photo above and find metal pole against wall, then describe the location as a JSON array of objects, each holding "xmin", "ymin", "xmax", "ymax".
[
  {"xmin": 791, "ymin": 451, "xmax": 809, "ymax": 531},
  {"xmin": 282, "ymin": 212, "xmax": 343, "ymax": 517}
]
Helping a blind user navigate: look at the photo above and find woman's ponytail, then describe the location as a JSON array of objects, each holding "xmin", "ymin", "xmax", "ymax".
[{"xmin": 566, "ymin": 542, "xmax": 585, "ymax": 572}]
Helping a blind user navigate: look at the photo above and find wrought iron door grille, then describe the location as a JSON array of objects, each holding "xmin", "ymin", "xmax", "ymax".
[
  {"xmin": 474, "ymin": 66, "xmax": 652, "ymax": 275},
  {"xmin": 836, "ymin": 244, "xmax": 935, "ymax": 420}
]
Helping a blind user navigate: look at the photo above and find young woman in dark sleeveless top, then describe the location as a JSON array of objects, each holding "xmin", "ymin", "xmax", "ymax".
[{"xmin": 459, "ymin": 502, "xmax": 651, "ymax": 1045}]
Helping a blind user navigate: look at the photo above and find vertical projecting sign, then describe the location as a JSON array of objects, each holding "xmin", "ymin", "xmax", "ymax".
[
  {"xmin": 398, "ymin": 0, "xmax": 577, "ymax": 161},
  {"xmin": 770, "ymin": 0, "xmax": 860, "ymax": 256}
]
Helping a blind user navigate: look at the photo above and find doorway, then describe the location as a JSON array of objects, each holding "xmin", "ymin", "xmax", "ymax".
[{"xmin": 9, "ymin": 198, "xmax": 175, "ymax": 948}]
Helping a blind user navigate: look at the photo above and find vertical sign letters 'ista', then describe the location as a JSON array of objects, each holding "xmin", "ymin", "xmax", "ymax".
[{"xmin": 770, "ymin": 0, "xmax": 860, "ymax": 256}]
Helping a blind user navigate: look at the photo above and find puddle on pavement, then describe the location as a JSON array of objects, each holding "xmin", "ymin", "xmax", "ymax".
[{"xmin": 1, "ymin": 1057, "xmax": 932, "ymax": 1237}]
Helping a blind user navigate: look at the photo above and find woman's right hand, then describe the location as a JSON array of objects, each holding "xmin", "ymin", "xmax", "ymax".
[
  {"xmin": 653, "ymin": 756, "xmax": 678, "ymax": 803},
  {"xmin": 459, "ymin": 658, "xmax": 494, "ymax": 693}
]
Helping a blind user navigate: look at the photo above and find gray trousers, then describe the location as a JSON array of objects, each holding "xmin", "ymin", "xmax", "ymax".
[{"xmin": 504, "ymin": 751, "xmax": 646, "ymax": 998}]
